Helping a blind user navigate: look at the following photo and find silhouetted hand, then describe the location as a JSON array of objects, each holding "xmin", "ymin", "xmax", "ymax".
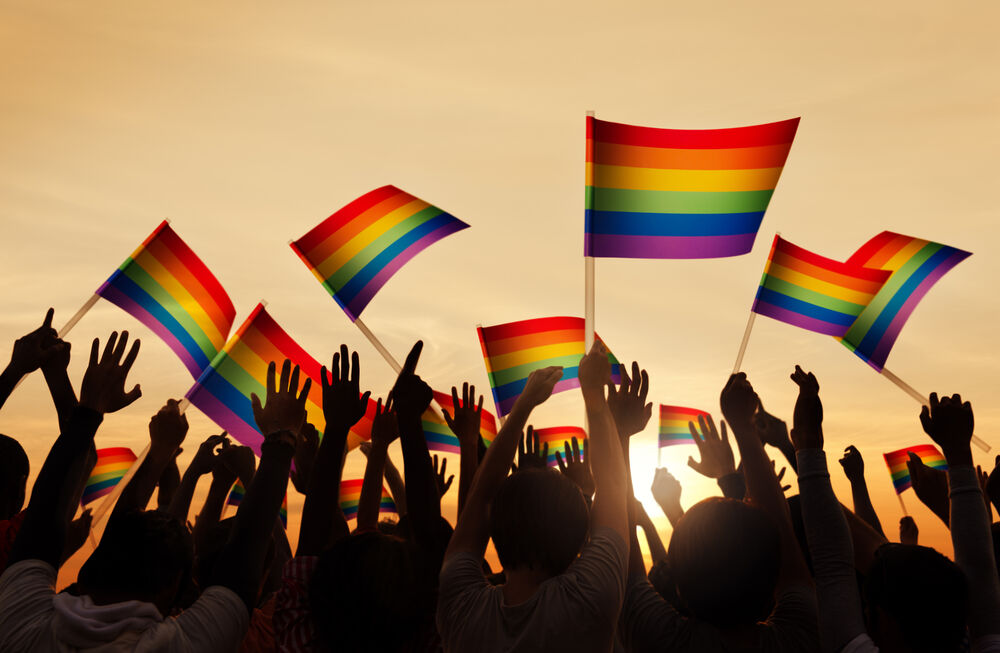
[
  {"xmin": 839, "ymin": 445, "xmax": 865, "ymax": 483},
  {"xmin": 517, "ymin": 426, "xmax": 548, "ymax": 472},
  {"xmin": 687, "ymin": 414, "xmax": 736, "ymax": 479},
  {"xmin": 719, "ymin": 372, "xmax": 759, "ymax": 431},
  {"xmin": 157, "ymin": 447, "xmax": 183, "ymax": 510},
  {"xmin": 985, "ymin": 455, "xmax": 1000, "ymax": 514},
  {"xmin": 789, "ymin": 365, "xmax": 823, "ymax": 451},
  {"xmin": 920, "ymin": 393, "xmax": 974, "ymax": 467},
  {"xmin": 774, "ymin": 461, "xmax": 792, "ymax": 493},
  {"xmin": 556, "ymin": 437, "xmax": 594, "ymax": 497},
  {"xmin": 291, "ymin": 423, "xmax": 319, "ymax": 495},
  {"xmin": 607, "ymin": 361, "xmax": 653, "ymax": 439},
  {"xmin": 899, "ymin": 516, "xmax": 919, "ymax": 545},
  {"xmin": 370, "ymin": 396, "xmax": 399, "ymax": 449},
  {"xmin": 907, "ymin": 451, "xmax": 950, "ymax": 526},
  {"xmin": 578, "ymin": 342, "xmax": 610, "ymax": 399},
  {"xmin": 8, "ymin": 308, "xmax": 63, "ymax": 377},
  {"xmin": 62, "ymin": 509, "xmax": 93, "ymax": 562},
  {"xmin": 518, "ymin": 366, "xmax": 563, "ymax": 410},
  {"xmin": 754, "ymin": 402, "xmax": 790, "ymax": 449},
  {"xmin": 190, "ymin": 433, "xmax": 229, "ymax": 476},
  {"xmin": 651, "ymin": 467, "xmax": 682, "ymax": 510},
  {"xmin": 392, "ymin": 342, "xmax": 433, "ymax": 420},
  {"xmin": 149, "ymin": 400, "xmax": 189, "ymax": 455},
  {"xmin": 433, "ymin": 454, "xmax": 454, "ymax": 497},
  {"xmin": 217, "ymin": 443, "xmax": 256, "ymax": 488},
  {"xmin": 442, "ymin": 383, "xmax": 484, "ymax": 449},
  {"xmin": 321, "ymin": 345, "xmax": 371, "ymax": 431},
  {"xmin": 252, "ymin": 360, "xmax": 311, "ymax": 443},
  {"xmin": 79, "ymin": 331, "xmax": 141, "ymax": 414}
]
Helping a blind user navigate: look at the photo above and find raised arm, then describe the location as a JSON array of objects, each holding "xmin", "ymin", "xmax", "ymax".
[
  {"xmin": 442, "ymin": 383, "xmax": 486, "ymax": 516},
  {"xmin": 361, "ymin": 442, "xmax": 408, "ymax": 516},
  {"xmin": 920, "ymin": 392, "xmax": 1000, "ymax": 639},
  {"xmin": 193, "ymin": 445, "xmax": 254, "ymax": 550},
  {"xmin": 633, "ymin": 497, "xmax": 668, "ymax": 565},
  {"xmin": 358, "ymin": 397, "xmax": 396, "ymax": 531},
  {"xmin": 166, "ymin": 433, "xmax": 227, "ymax": 523},
  {"xmin": 837, "ymin": 445, "xmax": 886, "ymax": 538},
  {"xmin": 650, "ymin": 468, "xmax": 684, "ymax": 528},
  {"xmin": 755, "ymin": 402, "xmax": 798, "ymax": 473},
  {"xmin": 113, "ymin": 398, "xmax": 188, "ymax": 519},
  {"xmin": 445, "ymin": 365, "xmax": 563, "ymax": 560},
  {"xmin": 0, "ymin": 309, "xmax": 66, "ymax": 412}
]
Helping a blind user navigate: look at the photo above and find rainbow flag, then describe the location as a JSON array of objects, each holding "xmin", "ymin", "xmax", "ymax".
[
  {"xmin": 585, "ymin": 116, "xmax": 799, "ymax": 259},
  {"xmin": 227, "ymin": 481, "xmax": 288, "ymax": 528},
  {"xmin": 96, "ymin": 221, "xmax": 236, "ymax": 378},
  {"xmin": 340, "ymin": 479, "xmax": 397, "ymax": 520},
  {"xmin": 477, "ymin": 316, "xmax": 622, "ymax": 417},
  {"xmin": 422, "ymin": 390, "xmax": 499, "ymax": 453},
  {"xmin": 290, "ymin": 186, "xmax": 469, "ymax": 321},
  {"xmin": 82, "ymin": 447, "xmax": 137, "ymax": 506},
  {"xmin": 533, "ymin": 426, "xmax": 587, "ymax": 467},
  {"xmin": 840, "ymin": 232, "xmax": 971, "ymax": 371},
  {"xmin": 659, "ymin": 405, "xmax": 711, "ymax": 448},
  {"xmin": 883, "ymin": 444, "xmax": 948, "ymax": 493},
  {"xmin": 185, "ymin": 304, "xmax": 376, "ymax": 455},
  {"xmin": 751, "ymin": 235, "xmax": 891, "ymax": 337}
]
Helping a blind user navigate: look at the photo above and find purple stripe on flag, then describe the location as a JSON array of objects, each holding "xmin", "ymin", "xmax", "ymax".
[
  {"xmin": 100, "ymin": 285, "xmax": 201, "ymax": 376},
  {"xmin": 186, "ymin": 385, "xmax": 264, "ymax": 456},
  {"xmin": 753, "ymin": 301, "xmax": 850, "ymax": 337},
  {"xmin": 584, "ymin": 232, "xmax": 757, "ymax": 259},
  {"xmin": 497, "ymin": 377, "xmax": 581, "ymax": 415}
]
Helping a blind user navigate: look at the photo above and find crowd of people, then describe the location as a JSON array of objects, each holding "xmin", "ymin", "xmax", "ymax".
[{"xmin": 1, "ymin": 309, "xmax": 999, "ymax": 652}]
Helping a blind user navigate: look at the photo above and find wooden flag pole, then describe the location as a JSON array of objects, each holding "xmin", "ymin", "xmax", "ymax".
[
  {"xmin": 353, "ymin": 317, "xmax": 402, "ymax": 374},
  {"xmin": 731, "ymin": 312, "xmax": 756, "ymax": 374},
  {"xmin": 896, "ymin": 490, "xmax": 909, "ymax": 517},
  {"xmin": 881, "ymin": 367, "xmax": 990, "ymax": 452},
  {"xmin": 59, "ymin": 294, "xmax": 100, "ymax": 339},
  {"xmin": 584, "ymin": 110, "xmax": 596, "ymax": 352}
]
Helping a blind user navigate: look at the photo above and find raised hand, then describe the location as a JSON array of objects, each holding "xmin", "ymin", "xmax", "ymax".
[
  {"xmin": 839, "ymin": 445, "xmax": 865, "ymax": 483},
  {"xmin": 907, "ymin": 451, "xmax": 950, "ymax": 526},
  {"xmin": 443, "ymin": 382, "xmax": 484, "ymax": 449},
  {"xmin": 189, "ymin": 433, "xmax": 229, "ymax": 476},
  {"xmin": 789, "ymin": 365, "xmax": 823, "ymax": 451},
  {"xmin": 156, "ymin": 447, "xmax": 183, "ymax": 510},
  {"xmin": 8, "ymin": 308, "xmax": 61, "ymax": 377},
  {"xmin": 392, "ymin": 342, "xmax": 433, "ymax": 420},
  {"xmin": 687, "ymin": 414, "xmax": 736, "ymax": 479},
  {"xmin": 217, "ymin": 442, "xmax": 256, "ymax": 487},
  {"xmin": 719, "ymin": 372, "xmax": 759, "ymax": 432},
  {"xmin": 320, "ymin": 344, "xmax": 371, "ymax": 431},
  {"xmin": 517, "ymin": 425, "xmax": 549, "ymax": 472},
  {"xmin": 433, "ymin": 454, "xmax": 454, "ymax": 497},
  {"xmin": 556, "ymin": 436, "xmax": 594, "ymax": 497},
  {"xmin": 607, "ymin": 361, "xmax": 653, "ymax": 439},
  {"xmin": 79, "ymin": 331, "xmax": 141, "ymax": 414},
  {"xmin": 920, "ymin": 393, "xmax": 974, "ymax": 467},
  {"xmin": 578, "ymin": 342, "xmax": 610, "ymax": 400},
  {"xmin": 252, "ymin": 359, "xmax": 312, "ymax": 443},
  {"xmin": 755, "ymin": 402, "xmax": 790, "ymax": 449},
  {"xmin": 520, "ymin": 366, "xmax": 564, "ymax": 409},
  {"xmin": 62, "ymin": 508, "xmax": 93, "ymax": 563},
  {"xmin": 899, "ymin": 516, "xmax": 919, "ymax": 545},
  {"xmin": 651, "ymin": 467, "xmax": 682, "ymax": 512},
  {"xmin": 774, "ymin": 461, "xmax": 792, "ymax": 493},
  {"xmin": 290, "ymin": 422, "xmax": 319, "ymax": 495},
  {"xmin": 370, "ymin": 396, "xmax": 399, "ymax": 449},
  {"xmin": 985, "ymin": 455, "xmax": 1000, "ymax": 514},
  {"xmin": 148, "ymin": 399, "xmax": 189, "ymax": 455}
]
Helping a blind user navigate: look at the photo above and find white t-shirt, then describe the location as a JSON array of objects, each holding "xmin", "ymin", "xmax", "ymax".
[{"xmin": 0, "ymin": 560, "xmax": 249, "ymax": 652}]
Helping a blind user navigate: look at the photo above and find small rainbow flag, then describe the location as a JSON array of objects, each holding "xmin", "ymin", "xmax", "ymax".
[
  {"xmin": 751, "ymin": 235, "xmax": 891, "ymax": 337},
  {"xmin": 227, "ymin": 481, "xmax": 288, "ymax": 528},
  {"xmin": 585, "ymin": 116, "xmax": 799, "ymax": 259},
  {"xmin": 96, "ymin": 221, "xmax": 236, "ymax": 378},
  {"xmin": 340, "ymin": 479, "xmax": 397, "ymax": 520},
  {"xmin": 659, "ymin": 405, "xmax": 711, "ymax": 448},
  {"xmin": 290, "ymin": 186, "xmax": 469, "ymax": 322},
  {"xmin": 422, "ymin": 390, "xmax": 499, "ymax": 454},
  {"xmin": 841, "ymin": 232, "xmax": 971, "ymax": 371},
  {"xmin": 883, "ymin": 444, "xmax": 948, "ymax": 493},
  {"xmin": 477, "ymin": 316, "xmax": 622, "ymax": 417},
  {"xmin": 185, "ymin": 304, "xmax": 376, "ymax": 455},
  {"xmin": 82, "ymin": 447, "xmax": 137, "ymax": 506},
  {"xmin": 532, "ymin": 426, "xmax": 587, "ymax": 467}
]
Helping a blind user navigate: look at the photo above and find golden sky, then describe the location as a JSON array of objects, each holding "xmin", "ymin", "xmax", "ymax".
[{"xmin": 2, "ymin": 1, "xmax": 999, "ymax": 584}]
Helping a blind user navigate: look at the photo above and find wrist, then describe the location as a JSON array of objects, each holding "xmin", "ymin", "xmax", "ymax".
[
  {"xmin": 943, "ymin": 446, "xmax": 974, "ymax": 467},
  {"xmin": 581, "ymin": 386, "xmax": 605, "ymax": 404}
]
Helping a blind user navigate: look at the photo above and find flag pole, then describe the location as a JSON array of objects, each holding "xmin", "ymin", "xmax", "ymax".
[
  {"xmin": 731, "ymin": 312, "xmax": 756, "ymax": 374},
  {"xmin": 896, "ymin": 490, "xmax": 909, "ymax": 517},
  {"xmin": 881, "ymin": 367, "xmax": 990, "ymax": 452},
  {"xmin": 584, "ymin": 110, "xmax": 596, "ymax": 352},
  {"xmin": 58, "ymin": 294, "xmax": 100, "ymax": 339},
  {"xmin": 353, "ymin": 317, "xmax": 402, "ymax": 374}
]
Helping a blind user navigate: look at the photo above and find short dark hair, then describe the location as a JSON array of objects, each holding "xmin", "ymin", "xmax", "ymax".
[
  {"xmin": 864, "ymin": 543, "xmax": 967, "ymax": 653},
  {"xmin": 667, "ymin": 497, "xmax": 780, "ymax": 627},
  {"xmin": 0, "ymin": 434, "xmax": 29, "ymax": 518},
  {"xmin": 490, "ymin": 468, "xmax": 589, "ymax": 576},
  {"xmin": 79, "ymin": 510, "xmax": 193, "ymax": 610}
]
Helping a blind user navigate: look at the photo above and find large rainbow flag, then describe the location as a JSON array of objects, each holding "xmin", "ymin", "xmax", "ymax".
[
  {"xmin": 883, "ymin": 444, "xmax": 948, "ymax": 493},
  {"xmin": 477, "ymin": 317, "xmax": 622, "ymax": 416},
  {"xmin": 340, "ymin": 479, "xmax": 397, "ymax": 520},
  {"xmin": 185, "ymin": 304, "xmax": 376, "ymax": 455},
  {"xmin": 96, "ymin": 221, "xmax": 236, "ymax": 378},
  {"xmin": 82, "ymin": 447, "xmax": 137, "ymax": 506},
  {"xmin": 585, "ymin": 116, "xmax": 799, "ymax": 259},
  {"xmin": 422, "ymin": 390, "xmax": 499, "ymax": 454},
  {"xmin": 226, "ymin": 481, "xmax": 288, "ymax": 528},
  {"xmin": 290, "ymin": 186, "xmax": 469, "ymax": 321},
  {"xmin": 751, "ymin": 235, "xmax": 891, "ymax": 337},
  {"xmin": 659, "ymin": 405, "xmax": 711, "ymax": 448},
  {"xmin": 532, "ymin": 426, "xmax": 587, "ymax": 467},
  {"xmin": 841, "ymin": 232, "xmax": 971, "ymax": 371}
]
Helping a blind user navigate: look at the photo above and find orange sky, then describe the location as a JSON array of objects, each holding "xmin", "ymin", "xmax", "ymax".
[{"xmin": 2, "ymin": 1, "xmax": 999, "ymax": 584}]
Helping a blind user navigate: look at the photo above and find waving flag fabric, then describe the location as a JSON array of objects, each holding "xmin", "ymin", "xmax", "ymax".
[
  {"xmin": 533, "ymin": 426, "xmax": 587, "ymax": 467},
  {"xmin": 340, "ymin": 479, "xmax": 397, "ymax": 520},
  {"xmin": 291, "ymin": 185, "xmax": 469, "ymax": 321},
  {"xmin": 186, "ymin": 304, "xmax": 376, "ymax": 455},
  {"xmin": 477, "ymin": 317, "xmax": 622, "ymax": 417},
  {"xmin": 82, "ymin": 447, "xmax": 137, "ymax": 506},
  {"xmin": 585, "ymin": 116, "xmax": 799, "ymax": 259},
  {"xmin": 97, "ymin": 221, "xmax": 236, "ymax": 378},
  {"xmin": 841, "ymin": 232, "xmax": 971, "ymax": 371},
  {"xmin": 883, "ymin": 444, "xmax": 947, "ymax": 493},
  {"xmin": 752, "ymin": 235, "xmax": 891, "ymax": 337},
  {"xmin": 422, "ymin": 390, "xmax": 499, "ymax": 454},
  {"xmin": 659, "ymin": 406, "xmax": 711, "ymax": 448}
]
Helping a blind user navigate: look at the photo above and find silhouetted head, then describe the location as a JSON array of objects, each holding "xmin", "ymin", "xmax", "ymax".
[
  {"xmin": 490, "ymin": 468, "xmax": 588, "ymax": 576},
  {"xmin": 864, "ymin": 543, "xmax": 967, "ymax": 653},
  {"xmin": 194, "ymin": 517, "xmax": 276, "ymax": 602},
  {"xmin": 667, "ymin": 497, "xmax": 780, "ymax": 628},
  {"xmin": 0, "ymin": 434, "xmax": 28, "ymax": 520},
  {"xmin": 310, "ymin": 531, "xmax": 420, "ymax": 652},
  {"xmin": 79, "ymin": 510, "xmax": 192, "ymax": 616}
]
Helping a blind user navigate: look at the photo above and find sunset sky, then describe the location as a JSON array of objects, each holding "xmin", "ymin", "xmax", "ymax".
[{"xmin": 2, "ymin": 1, "xmax": 998, "ymax": 585}]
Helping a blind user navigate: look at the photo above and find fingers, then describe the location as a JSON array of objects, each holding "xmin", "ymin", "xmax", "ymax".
[
  {"xmin": 452, "ymin": 385, "xmax": 461, "ymax": 411},
  {"xmin": 720, "ymin": 420, "xmax": 730, "ymax": 447},
  {"xmin": 440, "ymin": 457, "xmax": 448, "ymax": 476},
  {"xmin": 279, "ymin": 359, "xmax": 292, "ymax": 394},
  {"xmin": 266, "ymin": 361, "xmax": 277, "ymax": 398},
  {"xmin": 401, "ymin": 341, "xmax": 423, "ymax": 377},
  {"xmin": 350, "ymin": 350, "xmax": 360, "ymax": 387},
  {"xmin": 42, "ymin": 308, "xmax": 54, "ymax": 331},
  {"xmin": 297, "ymin": 376, "xmax": 312, "ymax": 406},
  {"xmin": 541, "ymin": 443, "xmax": 549, "ymax": 464},
  {"xmin": 581, "ymin": 438, "xmax": 589, "ymax": 465},
  {"xmin": 571, "ymin": 436, "xmax": 580, "ymax": 462},
  {"xmin": 121, "ymin": 339, "xmax": 141, "ymax": 375},
  {"xmin": 101, "ymin": 331, "xmax": 118, "ymax": 365},
  {"xmin": 123, "ymin": 384, "xmax": 142, "ymax": 407},
  {"xmin": 89, "ymin": 338, "xmax": 99, "ymax": 368},
  {"xmin": 320, "ymin": 365, "xmax": 330, "ymax": 391},
  {"xmin": 476, "ymin": 394, "xmax": 484, "ymax": 417},
  {"xmin": 687, "ymin": 456, "xmax": 704, "ymax": 475},
  {"xmin": 338, "ymin": 344, "xmax": 349, "ymax": 383},
  {"xmin": 111, "ymin": 330, "xmax": 130, "ymax": 364},
  {"xmin": 251, "ymin": 393, "xmax": 263, "ymax": 422},
  {"xmin": 555, "ymin": 450, "xmax": 566, "ymax": 472},
  {"xmin": 331, "ymin": 351, "xmax": 341, "ymax": 383}
]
